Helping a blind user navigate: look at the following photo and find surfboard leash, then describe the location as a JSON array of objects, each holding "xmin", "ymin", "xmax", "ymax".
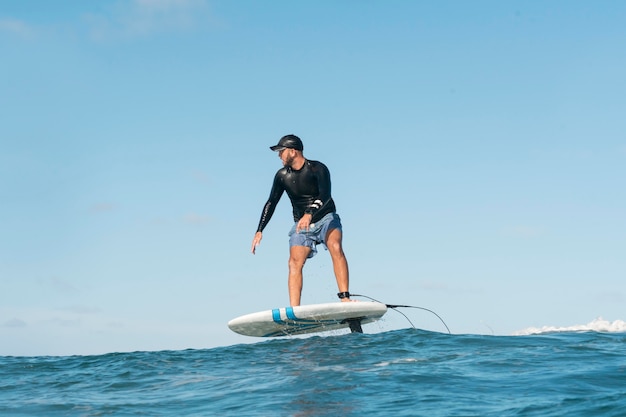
[{"xmin": 350, "ymin": 293, "xmax": 451, "ymax": 334}]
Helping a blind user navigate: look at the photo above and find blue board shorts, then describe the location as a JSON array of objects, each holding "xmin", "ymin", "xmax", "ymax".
[{"xmin": 288, "ymin": 212, "xmax": 342, "ymax": 259}]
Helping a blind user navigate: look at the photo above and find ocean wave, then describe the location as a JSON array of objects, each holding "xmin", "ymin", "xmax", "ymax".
[
  {"xmin": 2, "ymin": 328, "xmax": 625, "ymax": 416},
  {"xmin": 513, "ymin": 317, "xmax": 626, "ymax": 335}
]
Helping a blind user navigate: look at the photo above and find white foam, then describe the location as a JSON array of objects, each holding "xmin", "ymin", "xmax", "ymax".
[
  {"xmin": 513, "ymin": 317, "xmax": 626, "ymax": 336},
  {"xmin": 374, "ymin": 358, "xmax": 421, "ymax": 367}
]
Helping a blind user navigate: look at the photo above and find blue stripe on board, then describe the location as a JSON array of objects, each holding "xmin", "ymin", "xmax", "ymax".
[
  {"xmin": 271, "ymin": 309, "xmax": 284, "ymax": 324},
  {"xmin": 285, "ymin": 307, "xmax": 297, "ymax": 321}
]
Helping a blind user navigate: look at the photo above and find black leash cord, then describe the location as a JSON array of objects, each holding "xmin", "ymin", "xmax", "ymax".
[{"xmin": 351, "ymin": 293, "xmax": 451, "ymax": 334}]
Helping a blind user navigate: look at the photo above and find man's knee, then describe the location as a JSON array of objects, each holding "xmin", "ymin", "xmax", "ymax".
[
  {"xmin": 288, "ymin": 256, "xmax": 305, "ymax": 270},
  {"xmin": 289, "ymin": 246, "xmax": 310, "ymax": 269},
  {"xmin": 325, "ymin": 230, "xmax": 342, "ymax": 252},
  {"xmin": 327, "ymin": 239, "xmax": 341, "ymax": 252}
]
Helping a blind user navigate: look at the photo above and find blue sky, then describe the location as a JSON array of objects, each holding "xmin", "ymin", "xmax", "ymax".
[{"xmin": 1, "ymin": 0, "xmax": 625, "ymax": 356}]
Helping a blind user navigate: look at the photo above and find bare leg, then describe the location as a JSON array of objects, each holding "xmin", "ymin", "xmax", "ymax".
[
  {"xmin": 288, "ymin": 245, "xmax": 311, "ymax": 306},
  {"xmin": 325, "ymin": 228, "xmax": 350, "ymax": 300}
]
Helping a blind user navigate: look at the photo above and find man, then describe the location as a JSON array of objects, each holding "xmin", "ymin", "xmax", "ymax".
[{"xmin": 251, "ymin": 134, "xmax": 351, "ymax": 306}]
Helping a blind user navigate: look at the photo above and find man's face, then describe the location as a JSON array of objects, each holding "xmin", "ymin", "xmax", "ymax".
[{"xmin": 279, "ymin": 148, "xmax": 295, "ymax": 167}]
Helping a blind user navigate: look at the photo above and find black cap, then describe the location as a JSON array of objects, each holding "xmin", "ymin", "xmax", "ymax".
[{"xmin": 270, "ymin": 134, "xmax": 303, "ymax": 152}]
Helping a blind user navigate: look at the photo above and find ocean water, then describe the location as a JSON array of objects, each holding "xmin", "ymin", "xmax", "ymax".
[{"xmin": 1, "ymin": 328, "xmax": 625, "ymax": 416}]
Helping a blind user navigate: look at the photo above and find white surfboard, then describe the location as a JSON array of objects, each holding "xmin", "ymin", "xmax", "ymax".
[{"xmin": 228, "ymin": 301, "xmax": 388, "ymax": 337}]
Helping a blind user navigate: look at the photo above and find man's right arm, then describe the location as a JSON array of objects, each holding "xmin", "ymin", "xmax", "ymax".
[
  {"xmin": 256, "ymin": 172, "xmax": 284, "ymax": 233},
  {"xmin": 251, "ymin": 231, "xmax": 263, "ymax": 254},
  {"xmin": 251, "ymin": 172, "xmax": 284, "ymax": 254}
]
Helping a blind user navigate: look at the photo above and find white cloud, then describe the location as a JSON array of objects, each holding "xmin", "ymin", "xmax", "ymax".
[
  {"xmin": 135, "ymin": 0, "xmax": 204, "ymax": 11},
  {"xmin": 46, "ymin": 317, "xmax": 82, "ymax": 328},
  {"xmin": 90, "ymin": 202, "xmax": 117, "ymax": 213},
  {"xmin": 183, "ymin": 212, "xmax": 210, "ymax": 225},
  {"xmin": 84, "ymin": 0, "xmax": 215, "ymax": 40},
  {"xmin": 37, "ymin": 277, "xmax": 79, "ymax": 294},
  {"xmin": 3, "ymin": 318, "xmax": 27, "ymax": 328},
  {"xmin": 513, "ymin": 318, "xmax": 626, "ymax": 335},
  {"xmin": 192, "ymin": 170, "xmax": 211, "ymax": 185},
  {"xmin": 1, "ymin": 0, "xmax": 219, "ymax": 43},
  {"xmin": 60, "ymin": 305, "xmax": 101, "ymax": 315},
  {"xmin": 0, "ymin": 18, "xmax": 35, "ymax": 38}
]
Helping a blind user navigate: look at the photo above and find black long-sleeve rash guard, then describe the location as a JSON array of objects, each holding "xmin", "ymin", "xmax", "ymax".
[{"xmin": 256, "ymin": 159, "xmax": 337, "ymax": 233}]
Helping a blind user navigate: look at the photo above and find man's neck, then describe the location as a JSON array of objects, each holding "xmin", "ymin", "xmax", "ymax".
[{"xmin": 290, "ymin": 155, "xmax": 306, "ymax": 170}]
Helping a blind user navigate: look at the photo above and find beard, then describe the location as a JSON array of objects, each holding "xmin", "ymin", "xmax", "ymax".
[{"xmin": 284, "ymin": 154, "xmax": 295, "ymax": 167}]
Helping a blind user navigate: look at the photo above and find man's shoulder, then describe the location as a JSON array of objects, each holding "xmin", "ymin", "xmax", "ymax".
[
  {"xmin": 306, "ymin": 159, "xmax": 327, "ymax": 169},
  {"xmin": 274, "ymin": 166, "xmax": 290, "ymax": 178}
]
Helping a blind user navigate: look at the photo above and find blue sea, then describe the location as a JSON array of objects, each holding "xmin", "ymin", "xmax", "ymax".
[{"xmin": 1, "ymin": 328, "xmax": 625, "ymax": 416}]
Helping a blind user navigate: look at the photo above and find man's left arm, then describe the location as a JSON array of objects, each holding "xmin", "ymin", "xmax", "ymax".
[
  {"xmin": 305, "ymin": 162, "xmax": 332, "ymax": 217},
  {"xmin": 296, "ymin": 162, "xmax": 332, "ymax": 232}
]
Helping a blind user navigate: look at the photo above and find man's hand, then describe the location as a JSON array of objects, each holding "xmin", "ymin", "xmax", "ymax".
[
  {"xmin": 296, "ymin": 213, "xmax": 313, "ymax": 233},
  {"xmin": 251, "ymin": 231, "xmax": 263, "ymax": 254}
]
